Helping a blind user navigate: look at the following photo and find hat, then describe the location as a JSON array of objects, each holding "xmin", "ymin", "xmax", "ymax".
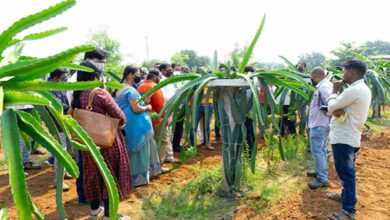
[{"xmin": 140, "ymin": 67, "xmax": 149, "ymax": 74}]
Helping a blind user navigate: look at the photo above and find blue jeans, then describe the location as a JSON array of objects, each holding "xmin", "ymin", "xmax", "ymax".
[
  {"xmin": 332, "ymin": 144, "xmax": 359, "ymax": 214},
  {"xmin": 20, "ymin": 137, "xmax": 30, "ymax": 163},
  {"xmin": 309, "ymin": 126, "xmax": 329, "ymax": 182},
  {"xmin": 190, "ymin": 105, "xmax": 213, "ymax": 146}
]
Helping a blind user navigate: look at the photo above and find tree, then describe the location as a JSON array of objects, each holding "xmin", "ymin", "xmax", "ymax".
[
  {"xmin": 362, "ymin": 40, "xmax": 390, "ymax": 56},
  {"xmin": 179, "ymin": 50, "xmax": 210, "ymax": 68},
  {"xmin": 87, "ymin": 27, "xmax": 124, "ymax": 75},
  {"xmin": 227, "ymin": 44, "xmax": 250, "ymax": 68},
  {"xmin": 330, "ymin": 42, "xmax": 365, "ymax": 67},
  {"xmin": 298, "ymin": 51, "xmax": 326, "ymax": 70},
  {"xmin": 171, "ymin": 53, "xmax": 189, "ymax": 66}
]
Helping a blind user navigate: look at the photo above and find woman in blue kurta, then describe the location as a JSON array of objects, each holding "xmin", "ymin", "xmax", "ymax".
[{"xmin": 115, "ymin": 66, "xmax": 162, "ymax": 186}]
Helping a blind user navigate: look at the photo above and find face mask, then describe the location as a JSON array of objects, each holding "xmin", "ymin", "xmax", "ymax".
[
  {"xmin": 165, "ymin": 71, "xmax": 173, "ymax": 77},
  {"xmin": 311, "ymin": 79, "xmax": 317, "ymax": 86},
  {"xmin": 155, "ymin": 76, "xmax": 161, "ymax": 83},
  {"xmin": 134, "ymin": 76, "xmax": 142, "ymax": 84},
  {"xmin": 173, "ymin": 71, "xmax": 181, "ymax": 75},
  {"xmin": 297, "ymin": 66, "xmax": 305, "ymax": 73},
  {"xmin": 61, "ymin": 77, "xmax": 68, "ymax": 82},
  {"xmin": 93, "ymin": 62, "xmax": 105, "ymax": 72}
]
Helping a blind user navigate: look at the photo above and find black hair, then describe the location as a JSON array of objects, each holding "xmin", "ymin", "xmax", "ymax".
[
  {"xmin": 244, "ymin": 66, "xmax": 255, "ymax": 73},
  {"xmin": 71, "ymin": 61, "xmax": 102, "ymax": 108},
  {"xmin": 343, "ymin": 60, "xmax": 366, "ymax": 76},
  {"xmin": 121, "ymin": 66, "xmax": 138, "ymax": 83},
  {"xmin": 172, "ymin": 63, "xmax": 180, "ymax": 69},
  {"xmin": 50, "ymin": 68, "xmax": 68, "ymax": 79},
  {"xmin": 158, "ymin": 63, "xmax": 170, "ymax": 71},
  {"xmin": 147, "ymin": 70, "xmax": 160, "ymax": 80},
  {"xmin": 84, "ymin": 48, "xmax": 108, "ymax": 61},
  {"xmin": 230, "ymin": 66, "xmax": 237, "ymax": 72}
]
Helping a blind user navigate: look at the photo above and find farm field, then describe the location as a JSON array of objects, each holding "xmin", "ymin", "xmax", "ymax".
[{"xmin": 1, "ymin": 122, "xmax": 389, "ymax": 219}]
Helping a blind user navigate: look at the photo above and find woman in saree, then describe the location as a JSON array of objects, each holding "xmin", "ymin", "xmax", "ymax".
[{"xmin": 115, "ymin": 65, "xmax": 162, "ymax": 186}]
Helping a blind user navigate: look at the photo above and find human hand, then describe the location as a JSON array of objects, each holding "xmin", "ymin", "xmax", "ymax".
[
  {"xmin": 333, "ymin": 109, "xmax": 345, "ymax": 118},
  {"xmin": 332, "ymin": 81, "xmax": 345, "ymax": 93},
  {"xmin": 145, "ymin": 105, "xmax": 152, "ymax": 111}
]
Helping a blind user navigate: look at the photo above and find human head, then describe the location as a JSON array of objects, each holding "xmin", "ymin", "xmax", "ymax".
[
  {"xmin": 50, "ymin": 68, "xmax": 68, "ymax": 82},
  {"xmin": 310, "ymin": 67, "xmax": 326, "ymax": 86},
  {"xmin": 296, "ymin": 61, "xmax": 307, "ymax": 73},
  {"xmin": 158, "ymin": 63, "xmax": 173, "ymax": 77},
  {"xmin": 84, "ymin": 48, "xmax": 108, "ymax": 72},
  {"xmin": 182, "ymin": 67, "xmax": 190, "ymax": 73},
  {"xmin": 244, "ymin": 66, "xmax": 255, "ymax": 73},
  {"xmin": 72, "ymin": 61, "xmax": 103, "ymax": 108},
  {"xmin": 147, "ymin": 70, "xmax": 161, "ymax": 83},
  {"xmin": 172, "ymin": 63, "xmax": 181, "ymax": 72},
  {"xmin": 342, "ymin": 60, "xmax": 366, "ymax": 84},
  {"xmin": 140, "ymin": 67, "xmax": 149, "ymax": 79},
  {"xmin": 122, "ymin": 66, "xmax": 141, "ymax": 84}
]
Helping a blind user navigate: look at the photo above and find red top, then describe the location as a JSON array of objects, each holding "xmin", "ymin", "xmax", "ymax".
[{"xmin": 137, "ymin": 80, "xmax": 165, "ymax": 125}]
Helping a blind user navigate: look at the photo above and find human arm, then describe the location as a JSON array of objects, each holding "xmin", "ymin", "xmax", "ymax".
[
  {"xmin": 327, "ymin": 87, "xmax": 357, "ymax": 115},
  {"xmin": 130, "ymin": 100, "xmax": 151, "ymax": 113}
]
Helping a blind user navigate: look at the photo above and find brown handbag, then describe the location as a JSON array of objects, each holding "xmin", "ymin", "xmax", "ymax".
[{"xmin": 72, "ymin": 89, "xmax": 120, "ymax": 149}]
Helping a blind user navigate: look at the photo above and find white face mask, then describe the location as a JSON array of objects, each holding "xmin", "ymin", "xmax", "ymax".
[
  {"xmin": 173, "ymin": 71, "xmax": 181, "ymax": 75},
  {"xmin": 93, "ymin": 62, "xmax": 105, "ymax": 72}
]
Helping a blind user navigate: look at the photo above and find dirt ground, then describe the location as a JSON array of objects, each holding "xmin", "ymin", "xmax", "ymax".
[{"xmin": 1, "ymin": 127, "xmax": 390, "ymax": 220}]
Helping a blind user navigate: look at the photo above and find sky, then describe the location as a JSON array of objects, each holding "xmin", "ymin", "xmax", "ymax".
[{"xmin": 1, "ymin": 0, "xmax": 390, "ymax": 65}]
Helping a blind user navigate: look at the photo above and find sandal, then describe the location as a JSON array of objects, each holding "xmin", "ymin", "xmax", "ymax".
[
  {"xmin": 326, "ymin": 192, "xmax": 342, "ymax": 203},
  {"xmin": 90, "ymin": 207, "xmax": 104, "ymax": 220},
  {"xmin": 328, "ymin": 210, "xmax": 356, "ymax": 220},
  {"xmin": 23, "ymin": 162, "xmax": 42, "ymax": 170}
]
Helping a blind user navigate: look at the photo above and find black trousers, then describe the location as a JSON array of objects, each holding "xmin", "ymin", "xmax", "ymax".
[
  {"xmin": 281, "ymin": 105, "xmax": 296, "ymax": 136},
  {"xmin": 245, "ymin": 117, "xmax": 255, "ymax": 157}
]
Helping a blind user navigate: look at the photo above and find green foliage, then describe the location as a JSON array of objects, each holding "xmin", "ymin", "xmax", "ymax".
[
  {"xmin": 179, "ymin": 49, "xmax": 211, "ymax": 68},
  {"xmin": 171, "ymin": 52, "xmax": 189, "ymax": 66},
  {"xmin": 330, "ymin": 42, "xmax": 366, "ymax": 67},
  {"xmin": 138, "ymin": 14, "xmax": 311, "ymax": 195},
  {"xmin": 87, "ymin": 26, "xmax": 123, "ymax": 65},
  {"xmin": 362, "ymin": 40, "xmax": 390, "ymax": 56},
  {"xmin": 0, "ymin": 1, "xmax": 122, "ymax": 219},
  {"xmin": 298, "ymin": 51, "xmax": 326, "ymax": 70},
  {"xmin": 239, "ymin": 15, "xmax": 266, "ymax": 73}
]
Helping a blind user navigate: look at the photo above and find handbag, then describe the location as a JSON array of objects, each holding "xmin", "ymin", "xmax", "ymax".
[{"xmin": 72, "ymin": 89, "xmax": 120, "ymax": 149}]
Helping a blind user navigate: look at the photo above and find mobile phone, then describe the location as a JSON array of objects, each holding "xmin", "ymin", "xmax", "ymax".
[{"xmin": 319, "ymin": 105, "xmax": 328, "ymax": 112}]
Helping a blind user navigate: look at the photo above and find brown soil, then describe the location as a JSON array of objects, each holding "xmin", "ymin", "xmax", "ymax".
[{"xmin": 1, "ymin": 127, "xmax": 390, "ymax": 220}]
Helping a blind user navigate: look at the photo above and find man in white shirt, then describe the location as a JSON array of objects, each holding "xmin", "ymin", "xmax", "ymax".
[
  {"xmin": 326, "ymin": 60, "xmax": 371, "ymax": 220},
  {"xmin": 307, "ymin": 68, "xmax": 333, "ymax": 189},
  {"xmin": 158, "ymin": 64, "xmax": 180, "ymax": 163}
]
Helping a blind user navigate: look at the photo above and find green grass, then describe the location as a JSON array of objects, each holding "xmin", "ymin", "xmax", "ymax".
[{"xmin": 142, "ymin": 135, "xmax": 313, "ymax": 219}]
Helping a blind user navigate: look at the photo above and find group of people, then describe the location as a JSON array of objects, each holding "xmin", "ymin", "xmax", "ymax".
[
  {"xmin": 47, "ymin": 49, "xmax": 214, "ymax": 219},
  {"xmin": 18, "ymin": 47, "xmax": 371, "ymax": 219},
  {"xmin": 307, "ymin": 60, "xmax": 371, "ymax": 220}
]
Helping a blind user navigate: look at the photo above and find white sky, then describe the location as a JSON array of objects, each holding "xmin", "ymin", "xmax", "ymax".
[{"xmin": 1, "ymin": 0, "xmax": 390, "ymax": 65}]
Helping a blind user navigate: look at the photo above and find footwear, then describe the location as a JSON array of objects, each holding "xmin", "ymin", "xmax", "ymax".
[
  {"xmin": 90, "ymin": 207, "xmax": 104, "ymax": 220},
  {"xmin": 326, "ymin": 192, "xmax": 342, "ymax": 203},
  {"xmin": 206, "ymin": 145, "xmax": 214, "ymax": 150},
  {"xmin": 46, "ymin": 157, "xmax": 54, "ymax": 167},
  {"xmin": 54, "ymin": 182, "xmax": 70, "ymax": 192},
  {"xmin": 306, "ymin": 170, "xmax": 317, "ymax": 178},
  {"xmin": 23, "ymin": 162, "xmax": 42, "ymax": 170},
  {"xmin": 328, "ymin": 210, "xmax": 356, "ymax": 220},
  {"xmin": 164, "ymin": 158, "xmax": 181, "ymax": 164},
  {"xmin": 308, "ymin": 179, "xmax": 329, "ymax": 189},
  {"xmin": 161, "ymin": 167, "xmax": 170, "ymax": 173},
  {"xmin": 173, "ymin": 146, "xmax": 183, "ymax": 152},
  {"xmin": 31, "ymin": 149, "xmax": 45, "ymax": 155},
  {"xmin": 64, "ymin": 172, "xmax": 73, "ymax": 180}
]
